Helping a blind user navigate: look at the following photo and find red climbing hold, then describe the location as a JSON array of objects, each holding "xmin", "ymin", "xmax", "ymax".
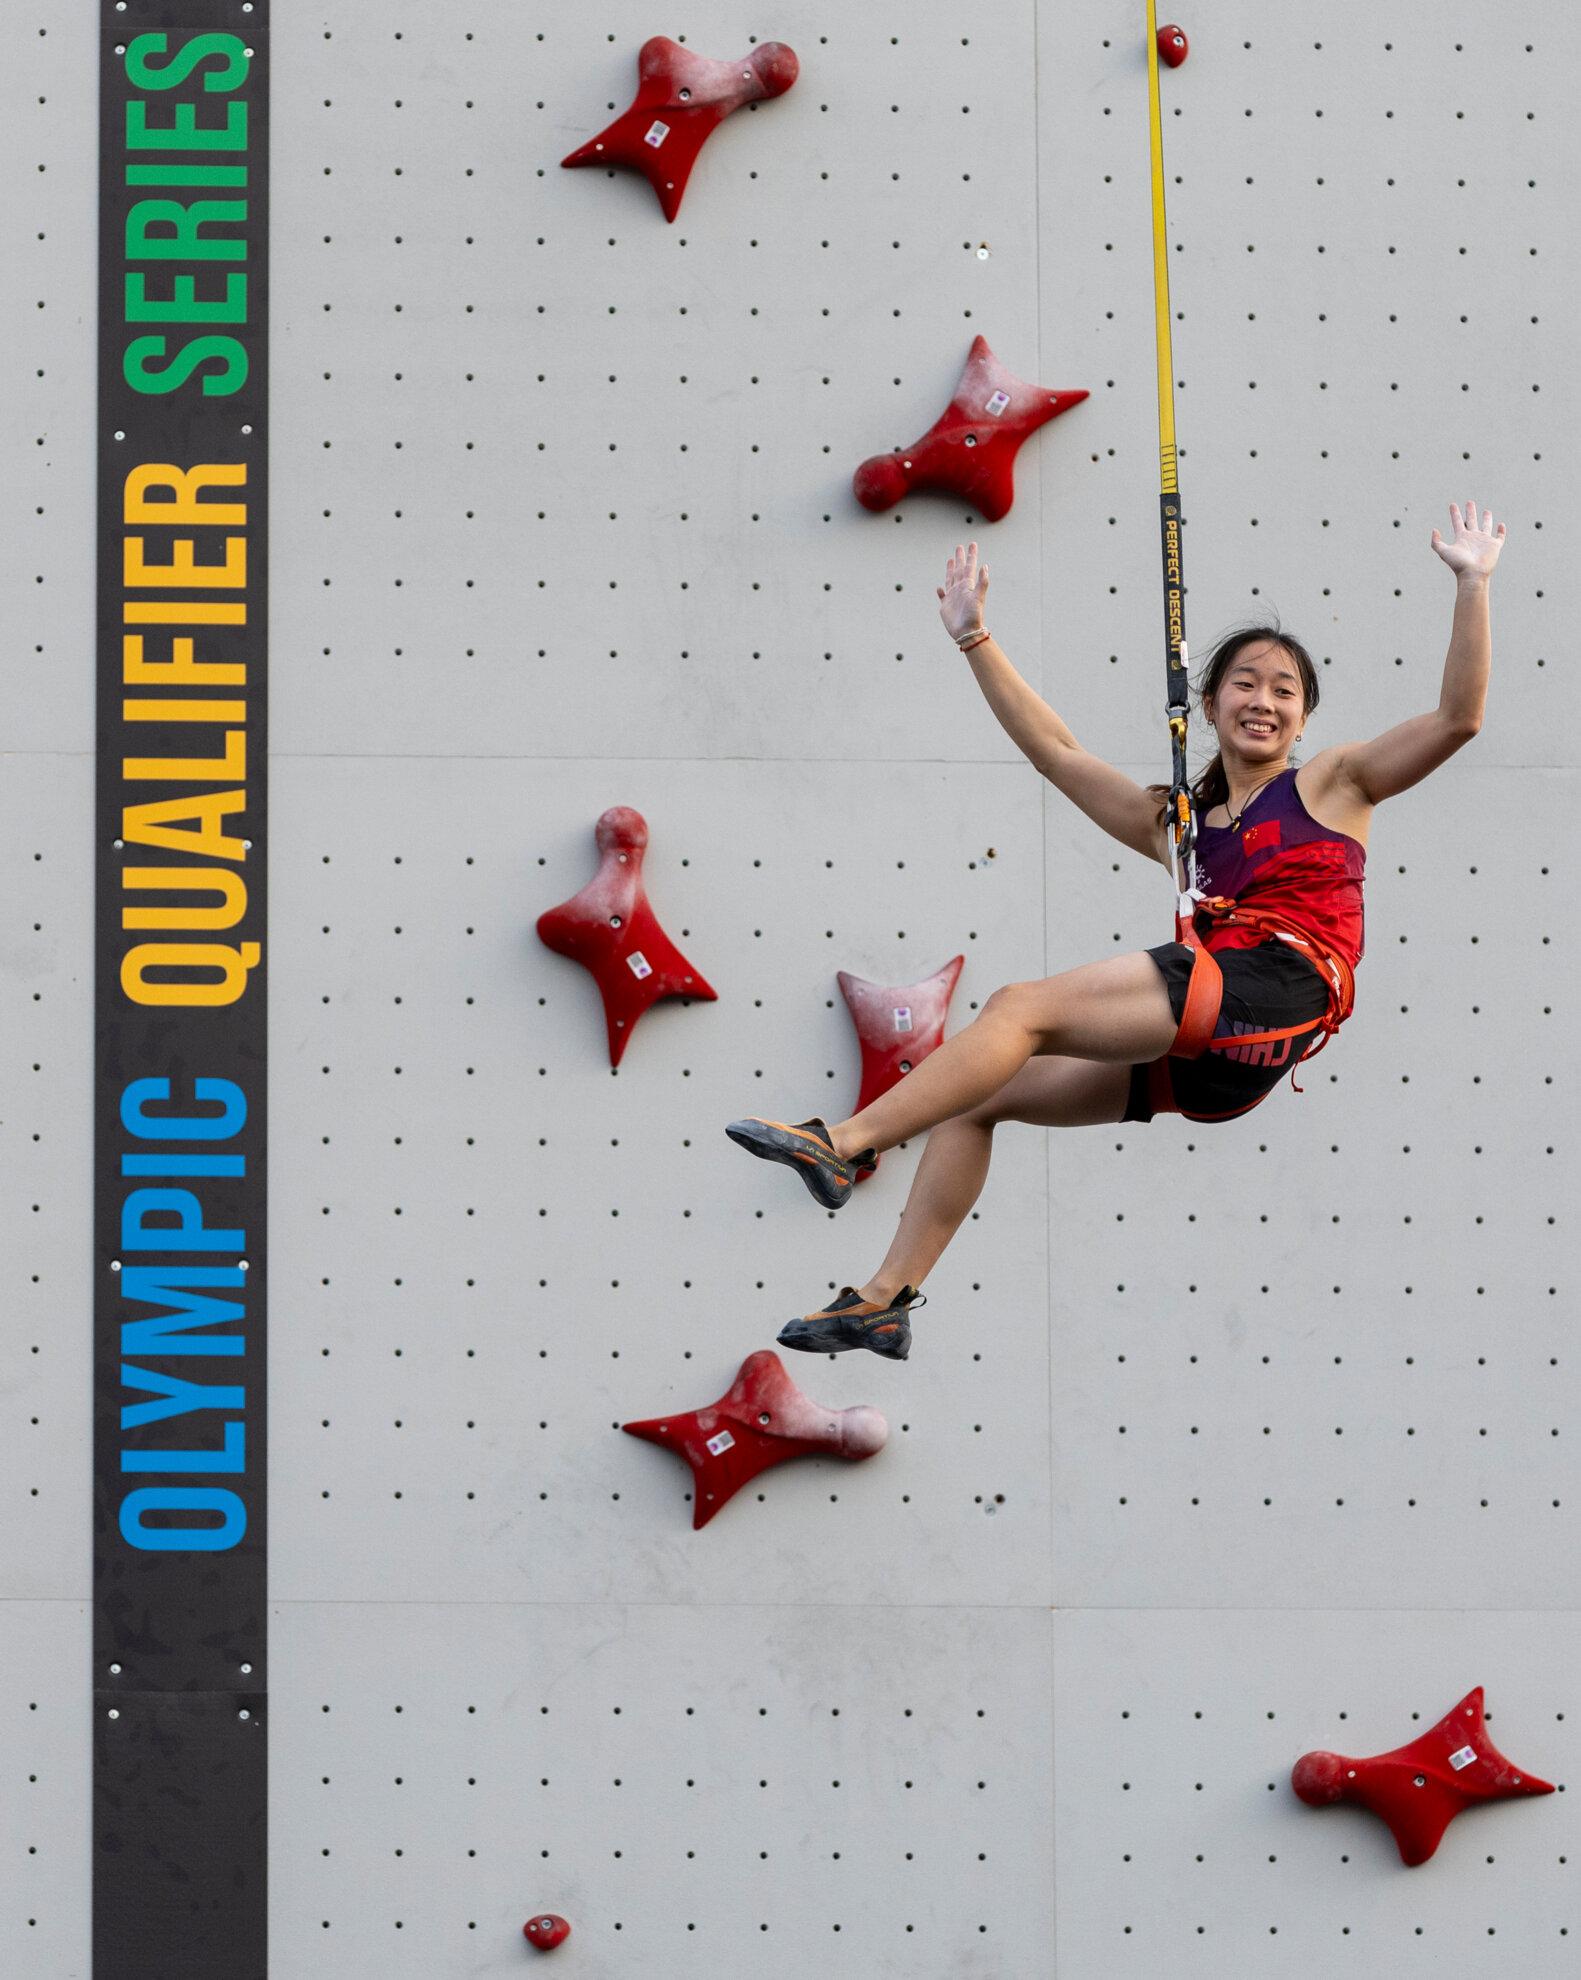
[
  {"xmin": 523, "ymin": 1913, "xmax": 571, "ymax": 1950},
  {"xmin": 561, "ymin": 36, "xmax": 799, "ymax": 223},
  {"xmin": 1291, "ymin": 1685, "xmax": 1555, "ymax": 1866},
  {"xmin": 1157, "ymin": 23, "xmax": 1190, "ymax": 68},
  {"xmin": 624, "ymin": 1350, "xmax": 888, "ymax": 1529},
  {"xmin": 838, "ymin": 956, "xmax": 964, "ymax": 1181},
  {"xmin": 852, "ymin": 335, "xmax": 1087, "ymax": 522},
  {"xmin": 536, "ymin": 806, "xmax": 717, "ymax": 1067}
]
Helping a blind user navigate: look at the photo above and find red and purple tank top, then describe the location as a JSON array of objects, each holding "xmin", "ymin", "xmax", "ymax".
[{"xmin": 1190, "ymin": 766, "xmax": 1366, "ymax": 970}]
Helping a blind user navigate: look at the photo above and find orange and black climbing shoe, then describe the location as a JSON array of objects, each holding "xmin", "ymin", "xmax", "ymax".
[
  {"xmin": 724, "ymin": 1116, "xmax": 874, "ymax": 1210},
  {"xmin": 777, "ymin": 1285, "xmax": 925, "ymax": 1360}
]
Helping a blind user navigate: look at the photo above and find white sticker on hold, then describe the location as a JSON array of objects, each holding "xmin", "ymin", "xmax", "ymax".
[
  {"xmin": 705, "ymin": 1430, "xmax": 735, "ymax": 1457},
  {"xmin": 893, "ymin": 1007, "xmax": 913, "ymax": 1032},
  {"xmin": 645, "ymin": 120, "xmax": 670, "ymax": 148},
  {"xmin": 984, "ymin": 389, "xmax": 1010, "ymax": 416},
  {"xmin": 1448, "ymin": 1744, "xmax": 1477, "ymax": 1772},
  {"xmin": 626, "ymin": 951, "xmax": 652, "ymax": 980}
]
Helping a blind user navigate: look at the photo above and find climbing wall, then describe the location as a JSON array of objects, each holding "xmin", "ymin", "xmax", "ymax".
[{"xmin": 3, "ymin": 2, "xmax": 1577, "ymax": 1974}]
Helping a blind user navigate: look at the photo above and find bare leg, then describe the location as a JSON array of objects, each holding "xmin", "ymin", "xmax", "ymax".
[
  {"xmin": 825, "ymin": 951, "xmax": 1175, "ymax": 1161},
  {"xmin": 857, "ymin": 1116, "xmax": 993, "ymax": 1302},
  {"xmin": 857, "ymin": 1058, "xmax": 1132, "ymax": 1300}
]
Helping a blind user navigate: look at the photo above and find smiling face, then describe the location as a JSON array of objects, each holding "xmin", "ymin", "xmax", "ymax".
[{"xmin": 1204, "ymin": 639, "xmax": 1309, "ymax": 767}]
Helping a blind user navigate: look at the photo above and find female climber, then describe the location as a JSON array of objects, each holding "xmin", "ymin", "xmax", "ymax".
[{"xmin": 726, "ymin": 500, "xmax": 1504, "ymax": 1360}]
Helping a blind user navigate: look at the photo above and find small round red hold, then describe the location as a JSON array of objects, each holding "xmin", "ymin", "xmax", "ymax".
[
  {"xmin": 1157, "ymin": 24, "xmax": 1189, "ymax": 68},
  {"xmin": 523, "ymin": 1913, "xmax": 571, "ymax": 1950}
]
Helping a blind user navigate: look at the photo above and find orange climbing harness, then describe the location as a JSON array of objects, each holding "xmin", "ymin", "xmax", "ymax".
[{"xmin": 1169, "ymin": 893, "xmax": 1356, "ymax": 1089}]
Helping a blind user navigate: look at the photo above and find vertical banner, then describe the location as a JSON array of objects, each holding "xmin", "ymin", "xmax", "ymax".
[{"xmin": 95, "ymin": 5, "xmax": 268, "ymax": 1973}]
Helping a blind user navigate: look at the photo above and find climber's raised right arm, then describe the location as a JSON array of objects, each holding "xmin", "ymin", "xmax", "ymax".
[{"xmin": 939, "ymin": 542, "xmax": 1169, "ymax": 869}]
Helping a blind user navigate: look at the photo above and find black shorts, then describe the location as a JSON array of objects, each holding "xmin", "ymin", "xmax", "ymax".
[{"xmin": 1123, "ymin": 939, "xmax": 1333, "ymax": 1124}]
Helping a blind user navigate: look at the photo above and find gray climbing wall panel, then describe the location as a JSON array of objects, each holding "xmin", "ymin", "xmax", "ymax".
[{"xmin": 3, "ymin": 2, "xmax": 1578, "ymax": 1974}]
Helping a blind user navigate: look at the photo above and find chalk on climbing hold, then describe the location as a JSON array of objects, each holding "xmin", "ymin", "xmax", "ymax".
[
  {"xmin": 1292, "ymin": 1685, "xmax": 1554, "ymax": 1866},
  {"xmin": 536, "ymin": 806, "xmax": 717, "ymax": 1067},
  {"xmin": 561, "ymin": 35, "xmax": 799, "ymax": 222},
  {"xmin": 523, "ymin": 1912, "xmax": 570, "ymax": 1950},
  {"xmin": 853, "ymin": 335, "xmax": 1086, "ymax": 522},
  {"xmin": 624, "ymin": 1349, "xmax": 888, "ymax": 1529},
  {"xmin": 837, "ymin": 956, "xmax": 964, "ymax": 1180}
]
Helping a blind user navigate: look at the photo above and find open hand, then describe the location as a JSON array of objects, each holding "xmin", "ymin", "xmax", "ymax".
[
  {"xmin": 1430, "ymin": 500, "xmax": 1505, "ymax": 579},
  {"xmin": 937, "ymin": 541, "xmax": 989, "ymax": 640}
]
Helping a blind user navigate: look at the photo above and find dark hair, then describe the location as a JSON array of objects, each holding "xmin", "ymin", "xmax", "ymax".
[{"xmin": 1149, "ymin": 619, "xmax": 1320, "ymax": 823}]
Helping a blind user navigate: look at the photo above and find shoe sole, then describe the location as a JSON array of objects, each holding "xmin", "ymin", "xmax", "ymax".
[
  {"xmin": 726, "ymin": 1118, "xmax": 852, "ymax": 1209},
  {"xmin": 777, "ymin": 1319, "xmax": 910, "ymax": 1361}
]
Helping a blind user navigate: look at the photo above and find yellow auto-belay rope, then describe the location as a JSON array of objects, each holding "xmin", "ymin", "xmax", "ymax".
[
  {"xmin": 1141, "ymin": 5, "xmax": 1355, "ymax": 1068},
  {"xmin": 1143, "ymin": 0, "xmax": 1193, "ymax": 919}
]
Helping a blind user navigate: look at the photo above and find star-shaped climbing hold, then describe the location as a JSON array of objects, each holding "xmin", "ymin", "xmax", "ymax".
[
  {"xmin": 1291, "ymin": 1685, "xmax": 1555, "ymax": 1866},
  {"xmin": 624, "ymin": 1350, "xmax": 888, "ymax": 1529},
  {"xmin": 536, "ymin": 805, "xmax": 717, "ymax": 1067},
  {"xmin": 837, "ymin": 955, "xmax": 964, "ymax": 1181},
  {"xmin": 561, "ymin": 36, "xmax": 800, "ymax": 223},
  {"xmin": 853, "ymin": 335, "xmax": 1087, "ymax": 521}
]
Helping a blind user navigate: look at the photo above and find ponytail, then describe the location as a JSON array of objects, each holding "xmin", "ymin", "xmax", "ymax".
[{"xmin": 1189, "ymin": 751, "xmax": 1230, "ymax": 820}]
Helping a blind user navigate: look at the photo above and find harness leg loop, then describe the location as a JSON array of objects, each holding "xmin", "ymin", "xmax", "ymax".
[{"xmin": 1170, "ymin": 937, "xmax": 1223, "ymax": 1060}]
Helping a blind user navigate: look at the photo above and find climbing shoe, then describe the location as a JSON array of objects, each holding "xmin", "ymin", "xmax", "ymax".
[
  {"xmin": 724, "ymin": 1115, "xmax": 874, "ymax": 1210},
  {"xmin": 777, "ymin": 1285, "xmax": 925, "ymax": 1360}
]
